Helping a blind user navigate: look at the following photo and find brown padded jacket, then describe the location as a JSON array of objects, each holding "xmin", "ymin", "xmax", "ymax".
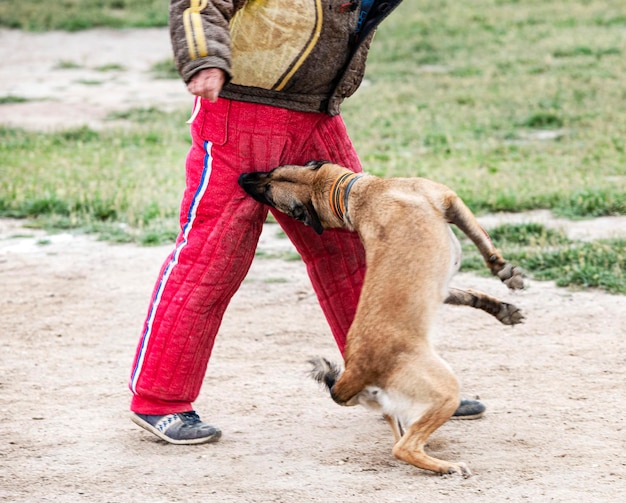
[{"xmin": 169, "ymin": 0, "xmax": 402, "ymax": 116}]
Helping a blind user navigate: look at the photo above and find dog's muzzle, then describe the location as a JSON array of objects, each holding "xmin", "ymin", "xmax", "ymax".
[{"xmin": 238, "ymin": 172, "xmax": 271, "ymax": 205}]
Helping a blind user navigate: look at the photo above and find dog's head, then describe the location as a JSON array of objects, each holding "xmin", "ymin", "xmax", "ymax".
[{"xmin": 238, "ymin": 161, "xmax": 347, "ymax": 235}]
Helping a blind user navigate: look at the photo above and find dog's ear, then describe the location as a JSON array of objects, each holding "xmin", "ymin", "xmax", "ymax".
[
  {"xmin": 303, "ymin": 202, "xmax": 324, "ymax": 234},
  {"xmin": 290, "ymin": 201, "xmax": 324, "ymax": 235},
  {"xmin": 304, "ymin": 160, "xmax": 329, "ymax": 171}
]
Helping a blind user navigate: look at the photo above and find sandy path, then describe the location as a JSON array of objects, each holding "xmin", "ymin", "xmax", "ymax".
[{"xmin": 1, "ymin": 219, "xmax": 625, "ymax": 502}]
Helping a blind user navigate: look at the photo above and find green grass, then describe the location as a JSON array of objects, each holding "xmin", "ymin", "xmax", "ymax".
[
  {"xmin": 0, "ymin": 111, "xmax": 190, "ymax": 244},
  {"xmin": 76, "ymin": 79, "xmax": 104, "ymax": 86},
  {"xmin": 460, "ymin": 223, "xmax": 625, "ymax": 294},
  {"xmin": 0, "ymin": 0, "xmax": 625, "ymax": 293},
  {"xmin": 254, "ymin": 248, "xmax": 302, "ymax": 262},
  {"xmin": 96, "ymin": 63, "xmax": 126, "ymax": 72},
  {"xmin": 0, "ymin": 0, "xmax": 168, "ymax": 31},
  {"xmin": 0, "ymin": 96, "xmax": 29, "ymax": 104},
  {"xmin": 53, "ymin": 60, "xmax": 83, "ymax": 70},
  {"xmin": 150, "ymin": 58, "xmax": 179, "ymax": 79},
  {"xmin": 343, "ymin": 0, "xmax": 626, "ymax": 217}
]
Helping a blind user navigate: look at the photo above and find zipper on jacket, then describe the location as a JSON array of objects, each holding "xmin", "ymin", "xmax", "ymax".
[{"xmin": 356, "ymin": 0, "xmax": 375, "ymax": 33}]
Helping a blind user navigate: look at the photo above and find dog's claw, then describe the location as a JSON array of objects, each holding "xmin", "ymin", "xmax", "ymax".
[
  {"xmin": 458, "ymin": 463, "xmax": 472, "ymax": 478},
  {"xmin": 497, "ymin": 263, "xmax": 525, "ymax": 290}
]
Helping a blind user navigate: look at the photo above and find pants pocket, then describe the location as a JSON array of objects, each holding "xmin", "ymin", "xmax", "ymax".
[{"xmin": 196, "ymin": 98, "xmax": 230, "ymax": 146}]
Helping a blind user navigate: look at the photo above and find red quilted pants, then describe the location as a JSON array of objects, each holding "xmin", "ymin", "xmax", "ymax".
[{"xmin": 129, "ymin": 98, "xmax": 366, "ymax": 415}]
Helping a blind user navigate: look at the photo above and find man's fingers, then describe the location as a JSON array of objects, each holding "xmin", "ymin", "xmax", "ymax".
[
  {"xmin": 187, "ymin": 80, "xmax": 218, "ymax": 101},
  {"xmin": 187, "ymin": 69, "xmax": 225, "ymax": 102}
]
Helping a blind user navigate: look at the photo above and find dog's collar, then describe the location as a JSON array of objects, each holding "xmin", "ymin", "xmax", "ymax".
[{"xmin": 329, "ymin": 172, "xmax": 364, "ymax": 225}]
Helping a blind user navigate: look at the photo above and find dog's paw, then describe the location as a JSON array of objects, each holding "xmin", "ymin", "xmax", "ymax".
[
  {"xmin": 496, "ymin": 302, "xmax": 525, "ymax": 326},
  {"xmin": 497, "ymin": 263, "xmax": 525, "ymax": 290},
  {"xmin": 447, "ymin": 462, "xmax": 472, "ymax": 478}
]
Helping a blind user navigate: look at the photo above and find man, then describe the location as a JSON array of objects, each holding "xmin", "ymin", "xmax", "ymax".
[{"xmin": 129, "ymin": 0, "xmax": 485, "ymax": 445}]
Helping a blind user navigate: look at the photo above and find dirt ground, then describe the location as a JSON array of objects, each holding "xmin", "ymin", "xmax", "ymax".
[{"xmin": 1, "ymin": 28, "xmax": 626, "ymax": 502}]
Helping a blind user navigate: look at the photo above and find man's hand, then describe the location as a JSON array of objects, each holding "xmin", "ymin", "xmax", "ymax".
[{"xmin": 187, "ymin": 68, "xmax": 226, "ymax": 102}]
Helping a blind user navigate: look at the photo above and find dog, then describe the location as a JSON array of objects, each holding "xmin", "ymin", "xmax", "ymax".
[{"xmin": 238, "ymin": 161, "xmax": 524, "ymax": 477}]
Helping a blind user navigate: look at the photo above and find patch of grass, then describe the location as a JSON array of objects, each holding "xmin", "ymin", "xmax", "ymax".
[
  {"xmin": 0, "ymin": 112, "xmax": 189, "ymax": 245},
  {"xmin": 552, "ymin": 46, "xmax": 622, "ymax": 59},
  {"xmin": 555, "ymin": 189, "xmax": 626, "ymax": 218},
  {"xmin": 513, "ymin": 239, "xmax": 626, "ymax": 294},
  {"xmin": 0, "ymin": 0, "xmax": 169, "ymax": 31},
  {"xmin": 105, "ymin": 106, "xmax": 168, "ymax": 122},
  {"xmin": 76, "ymin": 79, "xmax": 104, "ymax": 86},
  {"xmin": 56, "ymin": 126, "xmax": 101, "ymax": 143},
  {"xmin": 54, "ymin": 60, "xmax": 83, "ymax": 70},
  {"xmin": 460, "ymin": 223, "xmax": 626, "ymax": 294},
  {"xmin": 0, "ymin": 96, "xmax": 29, "ymax": 104},
  {"xmin": 255, "ymin": 250, "xmax": 302, "ymax": 262},
  {"xmin": 96, "ymin": 63, "xmax": 125, "ymax": 72},
  {"xmin": 139, "ymin": 227, "xmax": 179, "ymax": 246},
  {"xmin": 344, "ymin": 1, "xmax": 626, "ymax": 216},
  {"xmin": 486, "ymin": 223, "xmax": 571, "ymax": 247},
  {"xmin": 519, "ymin": 112, "xmax": 565, "ymax": 130},
  {"xmin": 150, "ymin": 58, "xmax": 179, "ymax": 79},
  {"xmin": 264, "ymin": 277, "xmax": 289, "ymax": 284},
  {"xmin": 284, "ymin": 251, "xmax": 303, "ymax": 261}
]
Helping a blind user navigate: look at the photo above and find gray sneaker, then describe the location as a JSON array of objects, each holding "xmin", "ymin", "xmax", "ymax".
[
  {"xmin": 131, "ymin": 411, "xmax": 221, "ymax": 445},
  {"xmin": 451, "ymin": 398, "xmax": 486, "ymax": 420}
]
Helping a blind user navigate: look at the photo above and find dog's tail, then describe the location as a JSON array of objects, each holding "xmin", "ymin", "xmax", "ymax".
[{"xmin": 309, "ymin": 357, "xmax": 343, "ymax": 392}]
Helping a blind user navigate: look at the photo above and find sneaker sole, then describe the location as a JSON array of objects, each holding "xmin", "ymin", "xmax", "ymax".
[
  {"xmin": 450, "ymin": 411, "xmax": 485, "ymax": 420},
  {"xmin": 130, "ymin": 413, "xmax": 222, "ymax": 445}
]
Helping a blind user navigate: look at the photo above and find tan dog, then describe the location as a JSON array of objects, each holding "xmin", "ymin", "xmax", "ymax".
[{"xmin": 238, "ymin": 161, "xmax": 524, "ymax": 477}]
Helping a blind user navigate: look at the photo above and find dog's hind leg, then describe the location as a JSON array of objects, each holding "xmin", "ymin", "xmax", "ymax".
[
  {"xmin": 384, "ymin": 414, "xmax": 404, "ymax": 444},
  {"xmin": 445, "ymin": 287, "xmax": 524, "ymax": 325},
  {"xmin": 391, "ymin": 403, "xmax": 472, "ymax": 478}
]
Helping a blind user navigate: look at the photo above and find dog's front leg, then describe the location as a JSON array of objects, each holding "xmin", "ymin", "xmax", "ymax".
[
  {"xmin": 444, "ymin": 194, "xmax": 524, "ymax": 290},
  {"xmin": 445, "ymin": 287, "xmax": 524, "ymax": 325}
]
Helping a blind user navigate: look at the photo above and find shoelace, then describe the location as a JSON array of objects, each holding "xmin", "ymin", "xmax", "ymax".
[{"xmin": 178, "ymin": 411, "xmax": 201, "ymax": 425}]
